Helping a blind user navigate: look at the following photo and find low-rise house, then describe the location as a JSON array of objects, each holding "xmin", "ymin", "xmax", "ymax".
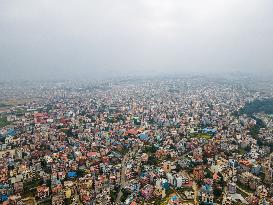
[
  {"xmin": 36, "ymin": 185, "xmax": 50, "ymax": 199},
  {"xmin": 141, "ymin": 184, "xmax": 154, "ymax": 199},
  {"xmin": 199, "ymin": 184, "xmax": 214, "ymax": 205},
  {"xmin": 193, "ymin": 166, "xmax": 204, "ymax": 180},
  {"xmin": 227, "ymin": 182, "xmax": 236, "ymax": 194}
]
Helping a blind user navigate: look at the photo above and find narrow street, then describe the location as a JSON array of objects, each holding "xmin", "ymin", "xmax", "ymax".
[
  {"xmin": 21, "ymin": 197, "xmax": 37, "ymax": 205},
  {"xmin": 115, "ymin": 147, "xmax": 138, "ymax": 205},
  {"xmin": 114, "ymin": 142, "xmax": 205, "ymax": 205},
  {"xmin": 115, "ymin": 153, "xmax": 128, "ymax": 205},
  {"xmin": 236, "ymin": 185, "xmax": 251, "ymax": 196},
  {"xmin": 192, "ymin": 182, "xmax": 198, "ymax": 205}
]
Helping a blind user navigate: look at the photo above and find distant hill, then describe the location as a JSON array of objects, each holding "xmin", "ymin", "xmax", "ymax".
[{"xmin": 240, "ymin": 98, "xmax": 273, "ymax": 115}]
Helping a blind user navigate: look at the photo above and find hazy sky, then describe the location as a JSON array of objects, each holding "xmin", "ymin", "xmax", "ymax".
[{"xmin": 0, "ymin": 0, "xmax": 273, "ymax": 80}]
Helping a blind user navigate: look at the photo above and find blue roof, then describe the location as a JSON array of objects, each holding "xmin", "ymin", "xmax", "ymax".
[
  {"xmin": 139, "ymin": 133, "xmax": 149, "ymax": 141},
  {"xmin": 112, "ymin": 141, "xmax": 121, "ymax": 145},
  {"xmin": 203, "ymin": 128, "xmax": 216, "ymax": 133},
  {"xmin": 7, "ymin": 129, "xmax": 16, "ymax": 136},
  {"xmin": 67, "ymin": 171, "xmax": 77, "ymax": 178},
  {"xmin": 162, "ymin": 181, "xmax": 169, "ymax": 189},
  {"xmin": 202, "ymin": 184, "xmax": 212, "ymax": 193},
  {"xmin": 1, "ymin": 195, "xmax": 8, "ymax": 202},
  {"xmin": 172, "ymin": 195, "xmax": 177, "ymax": 201},
  {"xmin": 140, "ymin": 172, "xmax": 147, "ymax": 177},
  {"xmin": 58, "ymin": 146, "xmax": 65, "ymax": 151}
]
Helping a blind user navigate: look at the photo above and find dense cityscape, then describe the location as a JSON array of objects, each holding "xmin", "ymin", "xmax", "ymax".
[
  {"xmin": 1, "ymin": 0, "xmax": 273, "ymax": 204},
  {"xmin": 0, "ymin": 75, "xmax": 272, "ymax": 205}
]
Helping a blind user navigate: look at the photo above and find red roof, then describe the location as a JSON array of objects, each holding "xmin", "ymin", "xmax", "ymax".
[
  {"xmin": 127, "ymin": 129, "xmax": 138, "ymax": 135},
  {"xmin": 34, "ymin": 113, "xmax": 47, "ymax": 118},
  {"xmin": 87, "ymin": 152, "xmax": 98, "ymax": 157}
]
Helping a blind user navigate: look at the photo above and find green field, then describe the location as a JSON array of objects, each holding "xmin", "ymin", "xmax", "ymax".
[
  {"xmin": 0, "ymin": 103, "xmax": 10, "ymax": 107},
  {"xmin": 240, "ymin": 98, "xmax": 273, "ymax": 115},
  {"xmin": 0, "ymin": 117, "xmax": 11, "ymax": 128}
]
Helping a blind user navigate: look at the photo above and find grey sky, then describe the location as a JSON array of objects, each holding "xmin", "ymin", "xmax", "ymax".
[{"xmin": 0, "ymin": 0, "xmax": 273, "ymax": 80}]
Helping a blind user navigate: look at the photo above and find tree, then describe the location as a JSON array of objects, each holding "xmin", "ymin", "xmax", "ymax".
[
  {"xmin": 244, "ymin": 145, "xmax": 251, "ymax": 152},
  {"xmin": 213, "ymin": 188, "xmax": 222, "ymax": 198},
  {"xmin": 76, "ymin": 169, "xmax": 86, "ymax": 177},
  {"xmin": 147, "ymin": 155, "xmax": 159, "ymax": 166},
  {"xmin": 110, "ymin": 190, "xmax": 117, "ymax": 202}
]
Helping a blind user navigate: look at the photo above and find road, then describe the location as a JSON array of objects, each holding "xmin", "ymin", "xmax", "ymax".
[
  {"xmin": 171, "ymin": 187, "xmax": 194, "ymax": 204},
  {"xmin": 115, "ymin": 147, "xmax": 138, "ymax": 205},
  {"xmin": 236, "ymin": 185, "xmax": 251, "ymax": 196},
  {"xmin": 21, "ymin": 197, "xmax": 37, "ymax": 205},
  {"xmin": 114, "ymin": 141, "xmax": 205, "ymax": 205},
  {"xmin": 192, "ymin": 182, "xmax": 198, "ymax": 205}
]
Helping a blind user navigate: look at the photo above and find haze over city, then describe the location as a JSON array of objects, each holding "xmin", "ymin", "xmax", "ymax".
[
  {"xmin": 1, "ymin": 0, "xmax": 273, "ymax": 80},
  {"xmin": 0, "ymin": 1, "xmax": 273, "ymax": 205}
]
